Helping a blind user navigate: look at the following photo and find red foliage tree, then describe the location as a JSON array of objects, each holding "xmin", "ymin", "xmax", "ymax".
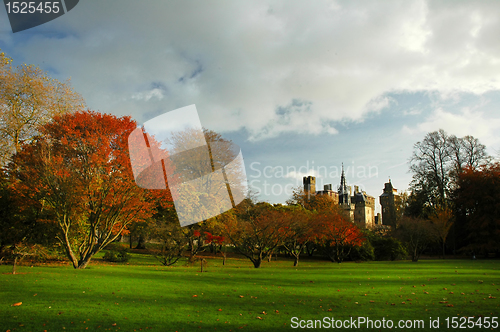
[
  {"xmin": 314, "ymin": 207, "xmax": 365, "ymax": 263},
  {"xmin": 8, "ymin": 111, "xmax": 168, "ymax": 269},
  {"xmin": 277, "ymin": 205, "xmax": 312, "ymax": 266},
  {"xmin": 454, "ymin": 163, "xmax": 500, "ymax": 254},
  {"xmin": 224, "ymin": 201, "xmax": 288, "ymax": 268}
]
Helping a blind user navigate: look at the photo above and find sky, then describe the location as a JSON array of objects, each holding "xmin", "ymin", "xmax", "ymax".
[{"xmin": 1, "ymin": 0, "xmax": 500, "ymax": 213}]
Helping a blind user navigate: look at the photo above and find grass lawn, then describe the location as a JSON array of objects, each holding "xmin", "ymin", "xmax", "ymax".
[{"xmin": 1, "ymin": 253, "xmax": 499, "ymax": 331}]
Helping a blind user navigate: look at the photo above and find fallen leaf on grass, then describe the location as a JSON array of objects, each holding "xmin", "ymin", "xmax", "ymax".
[
  {"xmin": 439, "ymin": 301, "xmax": 448, "ymax": 304},
  {"xmin": 239, "ymin": 295, "xmax": 244, "ymax": 298},
  {"xmin": 11, "ymin": 302, "xmax": 22, "ymax": 307},
  {"xmin": 446, "ymin": 304, "xmax": 454, "ymax": 307},
  {"xmin": 256, "ymin": 316, "xmax": 263, "ymax": 320},
  {"xmin": 192, "ymin": 295, "xmax": 198, "ymax": 297},
  {"xmin": 218, "ymin": 309, "xmax": 222, "ymax": 311}
]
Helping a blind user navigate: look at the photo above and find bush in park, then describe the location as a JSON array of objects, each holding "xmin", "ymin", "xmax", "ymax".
[
  {"xmin": 102, "ymin": 248, "xmax": 131, "ymax": 263},
  {"xmin": 349, "ymin": 240, "xmax": 375, "ymax": 261}
]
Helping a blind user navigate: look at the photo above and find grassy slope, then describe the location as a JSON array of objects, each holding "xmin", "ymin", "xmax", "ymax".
[{"xmin": 1, "ymin": 254, "xmax": 499, "ymax": 331}]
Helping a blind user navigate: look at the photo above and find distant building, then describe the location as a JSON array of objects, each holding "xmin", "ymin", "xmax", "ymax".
[
  {"xmin": 303, "ymin": 165, "xmax": 376, "ymax": 228},
  {"xmin": 379, "ymin": 180, "xmax": 400, "ymax": 228}
]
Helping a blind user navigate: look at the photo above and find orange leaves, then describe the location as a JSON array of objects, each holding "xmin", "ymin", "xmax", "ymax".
[
  {"xmin": 8, "ymin": 110, "xmax": 161, "ymax": 269},
  {"xmin": 11, "ymin": 302, "xmax": 22, "ymax": 306}
]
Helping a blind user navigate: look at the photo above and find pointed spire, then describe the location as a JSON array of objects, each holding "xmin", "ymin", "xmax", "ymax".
[{"xmin": 338, "ymin": 162, "xmax": 350, "ymax": 205}]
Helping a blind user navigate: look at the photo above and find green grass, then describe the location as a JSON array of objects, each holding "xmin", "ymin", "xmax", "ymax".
[{"xmin": 1, "ymin": 255, "xmax": 499, "ymax": 331}]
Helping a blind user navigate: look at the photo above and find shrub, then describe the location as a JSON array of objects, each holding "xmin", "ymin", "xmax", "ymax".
[
  {"xmin": 102, "ymin": 248, "xmax": 131, "ymax": 263},
  {"xmin": 372, "ymin": 237, "xmax": 407, "ymax": 261},
  {"xmin": 349, "ymin": 241, "xmax": 375, "ymax": 261}
]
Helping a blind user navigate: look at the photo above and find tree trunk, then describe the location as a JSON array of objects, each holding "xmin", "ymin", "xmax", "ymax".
[
  {"xmin": 62, "ymin": 232, "xmax": 79, "ymax": 269},
  {"xmin": 306, "ymin": 244, "xmax": 316, "ymax": 257},
  {"xmin": 135, "ymin": 235, "xmax": 146, "ymax": 249},
  {"xmin": 222, "ymin": 252, "xmax": 226, "ymax": 266},
  {"xmin": 293, "ymin": 257, "xmax": 298, "ymax": 267},
  {"xmin": 129, "ymin": 234, "xmax": 133, "ymax": 249},
  {"xmin": 252, "ymin": 258, "xmax": 262, "ymax": 268},
  {"xmin": 12, "ymin": 256, "xmax": 17, "ymax": 275},
  {"xmin": 77, "ymin": 258, "xmax": 91, "ymax": 269}
]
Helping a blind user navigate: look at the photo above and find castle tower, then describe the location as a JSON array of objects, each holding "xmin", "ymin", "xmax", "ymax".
[
  {"xmin": 337, "ymin": 164, "xmax": 350, "ymax": 205},
  {"xmin": 303, "ymin": 176, "xmax": 316, "ymax": 194},
  {"xmin": 379, "ymin": 180, "xmax": 399, "ymax": 228}
]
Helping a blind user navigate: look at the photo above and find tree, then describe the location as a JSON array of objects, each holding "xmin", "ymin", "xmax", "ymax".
[
  {"xmin": 314, "ymin": 207, "xmax": 365, "ymax": 263},
  {"xmin": 151, "ymin": 207, "xmax": 187, "ymax": 266},
  {"xmin": 453, "ymin": 163, "xmax": 500, "ymax": 255},
  {"xmin": 428, "ymin": 204, "xmax": 454, "ymax": 258},
  {"xmin": 224, "ymin": 201, "xmax": 287, "ymax": 268},
  {"xmin": 279, "ymin": 206, "xmax": 312, "ymax": 266},
  {"xmin": 8, "ymin": 111, "xmax": 164, "ymax": 269},
  {"xmin": 396, "ymin": 216, "xmax": 436, "ymax": 262},
  {"xmin": 0, "ymin": 49, "xmax": 85, "ymax": 165},
  {"xmin": 161, "ymin": 127, "xmax": 247, "ymax": 226},
  {"xmin": 410, "ymin": 129, "xmax": 452, "ymax": 204},
  {"xmin": 409, "ymin": 130, "xmax": 489, "ymax": 210}
]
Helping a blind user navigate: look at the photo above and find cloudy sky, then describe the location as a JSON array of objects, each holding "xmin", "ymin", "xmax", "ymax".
[{"xmin": 2, "ymin": 1, "xmax": 500, "ymax": 212}]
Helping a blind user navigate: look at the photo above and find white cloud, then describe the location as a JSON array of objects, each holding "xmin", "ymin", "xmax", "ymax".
[
  {"xmin": 3, "ymin": 0, "xmax": 500, "ymax": 140},
  {"xmin": 402, "ymin": 107, "xmax": 500, "ymax": 150},
  {"xmin": 131, "ymin": 88, "xmax": 164, "ymax": 102}
]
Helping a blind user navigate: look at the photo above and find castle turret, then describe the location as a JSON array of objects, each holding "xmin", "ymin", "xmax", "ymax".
[
  {"xmin": 303, "ymin": 176, "xmax": 316, "ymax": 194},
  {"xmin": 379, "ymin": 179, "xmax": 399, "ymax": 228}
]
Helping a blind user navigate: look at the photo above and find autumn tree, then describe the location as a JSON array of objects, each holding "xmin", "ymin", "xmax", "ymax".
[
  {"xmin": 287, "ymin": 187, "xmax": 353, "ymax": 258},
  {"xmin": 314, "ymin": 207, "xmax": 365, "ymax": 263},
  {"xmin": 453, "ymin": 163, "xmax": 500, "ymax": 255},
  {"xmin": 0, "ymin": 49, "xmax": 85, "ymax": 165},
  {"xmin": 428, "ymin": 204, "xmax": 454, "ymax": 258},
  {"xmin": 279, "ymin": 205, "xmax": 312, "ymax": 266},
  {"xmin": 159, "ymin": 127, "xmax": 247, "ymax": 227},
  {"xmin": 8, "ymin": 111, "xmax": 163, "ymax": 269},
  {"xmin": 224, "ymin": 200, "xmax": 287, "ymax": 268}
]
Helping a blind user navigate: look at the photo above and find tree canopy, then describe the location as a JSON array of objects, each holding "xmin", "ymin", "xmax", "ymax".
[
  {"xmin": 7, "ymin": 111, "xmax": 169, "ymax": 268},
  {"xmin": 0, "ymin": 50, "xmax": 85, "ymax": 165}
]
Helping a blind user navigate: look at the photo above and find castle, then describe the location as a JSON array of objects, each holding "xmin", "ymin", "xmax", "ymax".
[{"xmin": 303, "ymin": 165, "xmax": 399, "ymax": 228}]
